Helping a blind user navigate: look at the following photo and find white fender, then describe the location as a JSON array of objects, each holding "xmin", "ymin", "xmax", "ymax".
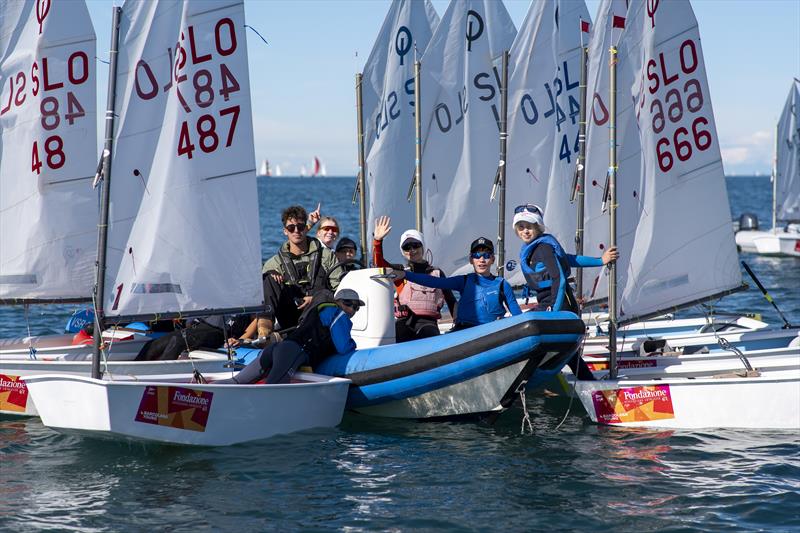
[{"xmin": 338, "ymin": 268, "xmax": 396, "ymax": 348}]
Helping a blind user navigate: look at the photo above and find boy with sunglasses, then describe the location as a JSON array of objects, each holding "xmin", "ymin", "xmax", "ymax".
[
  {"xmin": 372, "ymin": 216, "xmax": 457, "ymax": 342},
  {"xmin": 259, "ymin": 205, "xmax": 343, "ymax": 341},
  {"xmin": 217, "ymin": 288, "xmax": 361, "ymax": 384},
  {"xmin": 392, "ymin": 237, "xmax": 521, "ymax": 331}
]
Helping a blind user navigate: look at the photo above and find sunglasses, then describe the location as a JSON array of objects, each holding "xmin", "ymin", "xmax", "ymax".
[
  {"xmin": 514, "ymin": 204, "xmax": 542, "ymax": 215},
  {"xmin": 341, "ymin": 300, "xmax": 361, "ymax": 311},
  {"xmin": 285, "ymin": 223, "xmax": 307, "ymax": 233},
  {"xmin": 320, "ymin": 225, "xmax": 339, "ymax": 234},
  {"xmin": 471, "ymin": 252, "xmax": 493, "ymax": 260},
  {"xmin": 401, "ymin": 242, "xmax": 423, "ymax": 251}
]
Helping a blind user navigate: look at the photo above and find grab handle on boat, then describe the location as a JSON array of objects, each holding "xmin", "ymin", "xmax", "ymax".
[
  {"xmin": 741, "ymin": 261, "xmax": 793, "ymax": 329},
  {"xmin": 370, "ymin": 273, "xmax": 398, "ymax": 281}
]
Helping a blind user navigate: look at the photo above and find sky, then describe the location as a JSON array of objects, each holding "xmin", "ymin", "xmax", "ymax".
[{"xmin": 85, "ymin": 0, "xmax": 800, "ymax": 177}]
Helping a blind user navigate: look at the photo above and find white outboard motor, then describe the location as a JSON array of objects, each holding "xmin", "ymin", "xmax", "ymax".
[{"xmin": 337, "ymin": 268, "xmax": 396, "ymax": 348}]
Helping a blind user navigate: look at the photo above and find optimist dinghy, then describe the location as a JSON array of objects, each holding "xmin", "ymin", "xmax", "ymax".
[
  {"xmin": 573, "ymin": 366, "xmax": 800, "ymax": 430},
  {"xmin": 571, "ymin": 0, "xmax": 800, "ymax": 429},
  {"xmin": 23, "ymin": 372, "xmax": 350, "ymax": 445}
]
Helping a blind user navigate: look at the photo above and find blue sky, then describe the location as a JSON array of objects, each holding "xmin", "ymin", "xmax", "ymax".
[{"xmin": 86, "ymin": 0, "xmax": 800, "ymax": 176}]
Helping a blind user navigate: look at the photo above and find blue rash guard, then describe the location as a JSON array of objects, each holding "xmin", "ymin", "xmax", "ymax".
[
  {"xmin": 318, "ymin": 305, "xmax": 357, "ymax": 355},
  {"xmin": 520, "ymin": 234, "xmax": 603, "ymax": 313},
  {"xmin": 402, "ymin": 271, "xmax": 522, "ymax": 327}
]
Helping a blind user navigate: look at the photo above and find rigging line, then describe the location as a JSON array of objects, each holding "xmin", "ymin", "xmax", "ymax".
[
  {"xmin": 244, "ymin": 25, "xmax": 268, "ymax": 46},
  {"xmin": 24, "ymin": 304, "xmax": 36, "ymax": 360},
  {"xmin": 553, "ymin": 333, "xmax": 587, "ymax": 432}
]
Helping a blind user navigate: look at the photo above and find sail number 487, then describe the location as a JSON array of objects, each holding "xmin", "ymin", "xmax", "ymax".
[{"xmin": 177, "ymin": 105, "xmax": 239, "ymax": 159}]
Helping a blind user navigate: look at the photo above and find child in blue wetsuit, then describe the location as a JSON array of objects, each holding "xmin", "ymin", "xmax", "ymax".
[
  {"xmin": 392, "ymin": 237, "xmax": 521, "ymax": 331},
  {"xmin": 513, "ymin": 204, "xmax": 618, "ymax": 379},
  {"xmin": 216, "ymin": 288, "xmax": 361, "ymax": 384}
]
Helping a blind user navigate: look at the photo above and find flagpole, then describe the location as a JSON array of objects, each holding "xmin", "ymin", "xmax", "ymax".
[
  {"xmin": 92, "ymin": 6, "xmax": 121, "ymax": 380},
  {"xmin": 355, "ymin": 72, "xmax": 368, "ymax": 265},
  {"xmin": 573, "ymin": 26, "xmax": 589, "ymax": 299},
  {"xmin": 608, "ymin": 40, "xmax": 619, "ymax": 380},
  {"xmin": 496, "ymin": 50, "xmax": 509, "ymax": 277},
  {"xmin": 414, "ymin": 57, "xmax": 423, "ymax": 231}
]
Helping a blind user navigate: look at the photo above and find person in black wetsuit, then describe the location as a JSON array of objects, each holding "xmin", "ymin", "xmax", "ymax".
[
  {"xmin": 215, "ymin": 288, "xmax": 361, "ymax": 384},
  {"xmin": 134, "ymin": 314, "xmax": 250, "ymax": 361},
  {"xmin": 513, "ymin": 204, "xmax": 618, "ymax": 379}
]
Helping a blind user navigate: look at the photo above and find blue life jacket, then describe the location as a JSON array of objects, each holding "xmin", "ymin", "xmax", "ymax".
[
  {"xmin": 456, "ymin": 273, "xmax": 508, "ymax": 326},
  {"xmin": 520, "ymin": 234, "xmax": 574, "ymax": 311}
]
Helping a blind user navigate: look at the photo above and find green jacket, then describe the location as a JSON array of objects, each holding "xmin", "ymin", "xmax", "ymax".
[{"xmin": 262, "ymin": 237, "xmax": 342, "ymax": 291}]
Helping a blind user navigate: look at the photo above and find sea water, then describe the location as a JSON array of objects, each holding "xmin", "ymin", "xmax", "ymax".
[{"xmin": 1, "ymin": 176, "xmax": 798, "ymax": 531}]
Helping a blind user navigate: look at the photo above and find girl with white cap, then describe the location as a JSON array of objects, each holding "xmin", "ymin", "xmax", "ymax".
[
  {"xmin": 513, "ymin": 204, "xmax": 617, "ymax": 314},
  {"xmin": 513, "ymin": 204, "xmax": 617, "ymax": 379},
  {"xmin": 372, "ymin": 216, "xmax": 456, "ymax": 342}
]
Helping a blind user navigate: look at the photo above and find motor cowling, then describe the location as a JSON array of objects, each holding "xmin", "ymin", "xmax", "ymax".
[{"xmin": 738, "ymin": 213, "xmax": 759, "ymax": 231}]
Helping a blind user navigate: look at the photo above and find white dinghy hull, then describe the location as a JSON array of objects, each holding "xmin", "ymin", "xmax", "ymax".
[
  {"xmin": 573, "ymin": 368, "xmax": 800, "ymax": 429},
  {"xmin": 0, "ymin": 352, "xmax": 237, "ymax": 417},
  {"xmin": 23, "ymin": 373, "xmax": 350, "ymax": 446}
]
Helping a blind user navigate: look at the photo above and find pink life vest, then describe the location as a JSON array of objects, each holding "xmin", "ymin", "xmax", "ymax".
[{"xmin": 395, "ymin": 268, "xmax": 446, "ymax": 319}]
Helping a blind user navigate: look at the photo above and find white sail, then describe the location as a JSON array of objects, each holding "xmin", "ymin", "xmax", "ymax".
[
  {"xmin": 579, "ymin": 0, "xmax": 641, "ymax": 303},
  {"xmin": 274, "ymin": 164, "xmax": 282, "ymax": 177},
  {"xmin": 0, "ymin": 0, "xmax": 97, "ymax": 302},
  {"xmin": 504, "ymin": 0, "xmax": 590, "ymax": 285},
  {"xmin": 258, "ymin": 159, "xmax": 269, "ymax": 176},
  {"xmin": 615, "ymin": 0, "xmax": 741, "ymax": 322},
  {"xmin": 362, "ymin": 0, "xmax": 439, "ymax": 246},
  {"xmin": 103, "ymin": 0, "xmax": 263, "ymax": 318},
  {"xmin": 420, "ymin": 0, "xmax": 516, "ymax": 275},
  {"xmin": 776, "ymin": 79, "xmax": 800, "ymax": 223},
  {"xmin": 300, "ymin": 165, "xmax": 307, "ymax": 177}
]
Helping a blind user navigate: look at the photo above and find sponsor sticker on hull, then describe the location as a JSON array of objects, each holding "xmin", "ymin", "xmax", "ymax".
[
  {"xmin": 591, "ymin": 384, "xmax": 675, "ymax": 424},
  {"xmin": 135, "ymin": 385, "xmax": 213, "ymax": 432},
  {"xmin": 0, "ymin": 374, "xmax": 28, "ymax": 413},
  {"xmin": 587, "ymin": 359, "xmax": 659, "ymax": 371}
]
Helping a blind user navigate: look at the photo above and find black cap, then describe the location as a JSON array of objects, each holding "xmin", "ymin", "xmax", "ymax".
[
  {"xmin": 470, "ymin": 237, "xmax": 494, "ymax": 253},
  {"xmin": 335, "ymin": 237, "xmax": 358, "ymax": 253}
]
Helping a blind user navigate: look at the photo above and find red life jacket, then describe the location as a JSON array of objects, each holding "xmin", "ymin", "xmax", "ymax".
[{"xmin": 395, "ymin": 268, "xmax": 445, "ymax": 319}]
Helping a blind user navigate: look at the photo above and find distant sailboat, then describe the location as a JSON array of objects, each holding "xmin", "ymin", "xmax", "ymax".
[
  {"xmin": 311, "ymin": 156, "xmax": 323, "ymax": 177},
  {"xmin": 274, "ymin": 164, "xmax": 282, "ymax": 177},
  {"xmin": 300, "ymin": 165, "xmax": 308, "ymax": 177},
  {"xmin": 735, "ymin": 79, "xmax": 800, "ymax": 257},
  {"xmin": 258, "ymin": 159, "xmax": 270, "ymax": 177}
]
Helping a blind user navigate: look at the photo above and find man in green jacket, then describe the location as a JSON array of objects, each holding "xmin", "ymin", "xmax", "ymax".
[{"xmin": 259, "ymin": 205, "xmax": 343, "ymax": 339}]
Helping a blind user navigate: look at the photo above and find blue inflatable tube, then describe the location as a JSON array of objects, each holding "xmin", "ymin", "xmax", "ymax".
[{"xmin": 315, "ymin": 311, "xmax": 584, "ymax": 409}]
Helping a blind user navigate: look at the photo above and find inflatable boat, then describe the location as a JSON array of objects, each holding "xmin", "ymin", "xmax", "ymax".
[{"xmin": 237, "ymin": 269, "xmax": 585, "ymax": 420}]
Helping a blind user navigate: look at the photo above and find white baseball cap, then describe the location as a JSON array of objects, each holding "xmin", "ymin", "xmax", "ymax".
[
  {"xmin": 399, "ymin": 229, "xmax": 425, "ymax": 251},
  {"xmin": 512, "ymin": 204, "xmax": 544, "ymax": 227}
]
